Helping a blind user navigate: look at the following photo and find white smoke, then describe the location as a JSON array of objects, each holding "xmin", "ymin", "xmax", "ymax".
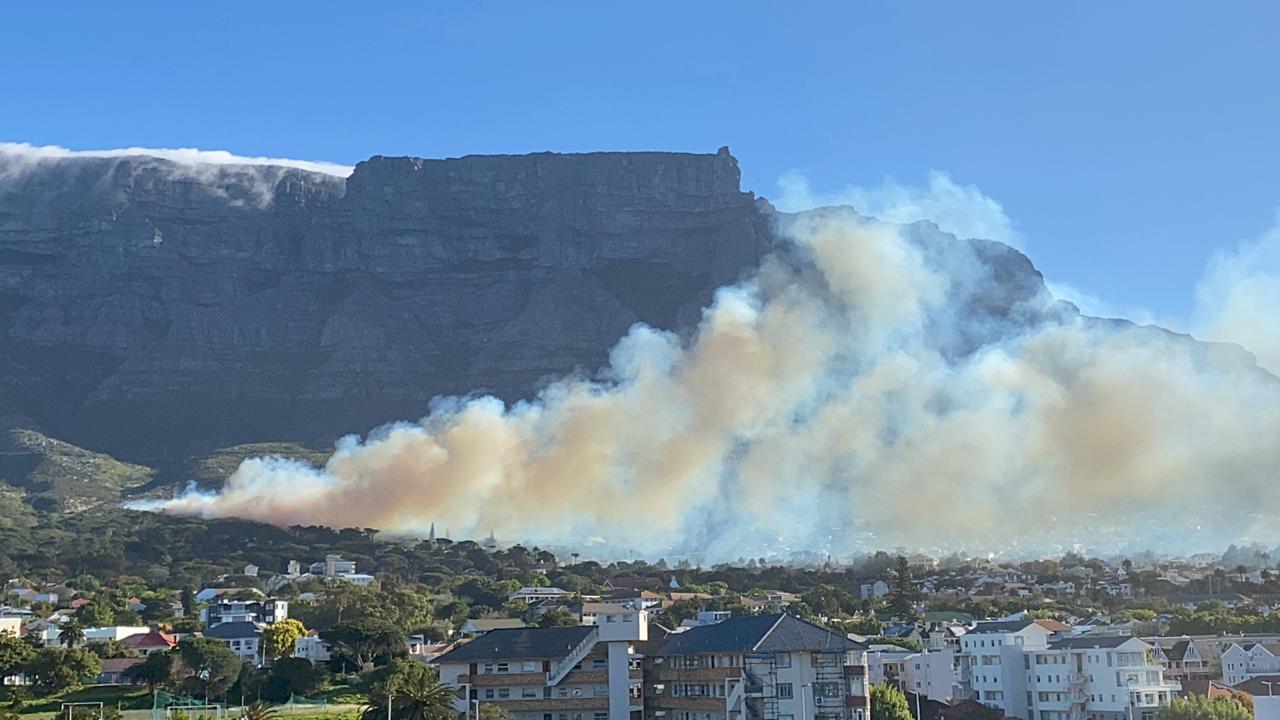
[
  {"xmin": 1193, "ymin": 212, "xmax": 1280, "ymax": 375},
  {"xmin": 139, "ymin": 208, "xmax": 1280, "ymax": 558},
  {"xmin": 0, "ymin": 142, "xmax": 353, "ymax": 177},
  {"xmin": 775, "ymin": 169, "xmax": 1020, "ymax": 249}
]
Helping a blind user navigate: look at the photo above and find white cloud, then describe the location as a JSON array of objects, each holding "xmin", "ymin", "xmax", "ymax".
[
  {"xmin": 1192, "ymin": 212, "xmax": 1280, "ymax": 374},
  {"xmin": 774, "ymin": 169, "xmax": 1020, "ymax": 248},
  {"xmin": 1045, "ymin": 280, "xmax": 1170, "ymax": 329},
  {"xmin": 0, "ymin": 142, "xmax": 353, "ymax": 177}
]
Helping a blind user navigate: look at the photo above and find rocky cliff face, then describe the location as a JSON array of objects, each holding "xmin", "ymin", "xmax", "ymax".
[{"xmin": 0, "ymin": 147, "xmax": 784, "ymax": 460}]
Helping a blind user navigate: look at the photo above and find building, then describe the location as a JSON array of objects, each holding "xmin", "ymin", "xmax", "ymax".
[
  {"xmin": 121, "ymin": 630, "xmax": 178, "ymax": 656},
  {"xmin": 1222, "ymin": 642, "xmax": 1280, "ymax": 686},
  {"xmin": 267, "ymin": 556, "xmax": 375, "ymax": 590},
  {"xmin": 435, "ymin": 604, "xmax": 648, "ymax": 720},
  {"xmin": 582, "ymin": 603, "xmax": 637, "ymax": 627},
  {"xmin": 295, "ymin": 630, "xmax": 332, "ymax": 664},
  {"xmin": 1149, "ymin": 639, "xmax": 1214, "ymax": 682},
  {"xmin": 647, "ymin": 612, "xmax": 871, "ymax": 720},
  {"xmin": 202, "ymin": 598, "xmax": 288, "ymax": 627},
  {"xmin": 97, "ymin": 657, "xmax": 144, "ymax": 685},
  {"xmin": 958, "ymin": 620, "xmax": 1179, "ymax": 720},
  {"xmin": 508, "ymin": 587, "xmax": 573, "ymax": 604},
  {"xmin": 203, "ymin": 621, "xmax": 263, "ymax": 664},
  {"xmin": 459, "ymin": 618, "xmax": 528, "ymax": 637},
  {"xmin": 860, "ymin": 581, "xmax": 890, "ymax": 600}
]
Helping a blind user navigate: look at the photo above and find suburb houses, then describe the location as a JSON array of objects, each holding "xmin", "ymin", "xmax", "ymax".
[{"xmin": 646, "ymin": 613, "xmax": 871, "ymax": 720}]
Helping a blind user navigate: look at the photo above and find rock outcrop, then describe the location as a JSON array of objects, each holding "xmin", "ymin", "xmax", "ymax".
[{"xmin": 0, "ymin": 147, "xmax": 784, "ymax": 460}]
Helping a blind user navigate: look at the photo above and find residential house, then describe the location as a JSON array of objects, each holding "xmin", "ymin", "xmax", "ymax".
[
  {"xmin": 508, "ymin": 587, "xmax": 572, "ymax": 604},
  {"xmin": 97, "ymin": 657, "xmax": 143, "ymax": 685},
  {"xmin": 203, "ymin": 621, "xmax": 263, "ymax": 664},
  {"xmin": 860, "ymin": 581, "xmax": 890, "ymax": 600},
  {"xmin": 268, "ymin": 556, "xmax": 375, "ymax": 590},
  {"xmin": 194, "ymin": 587, "xmax": 264, "ymax": 604},
  {"xmin": 295, "ymin": 630, "xmax": 331, "ymax": 664},
  {"xmin": 647, "ymin": 612, "xmax": 871, "ymax": 720},
  {"xmin": 201, "ymin": 598, "xmax": 288, "ymax": 627},
  {"xmin": 460, "ymin": 618, "xmax": 528, "ymax": 637},
  {"xmin": 121, "ymin": 630, "xmax": 177, "ymax": 656},
  {"xmin": 1149, "ymin": 639, "xmax": 1214, "ymax": 682},
  {"xmin": 435, "ymin": 604, "xmax": 649, "ymax": 720},
  {"xmin": 582, "ymin": 603, "xmax": 637, "ymax": 627},
  {"xmin": 1222, "ymin": 642, "xmax": 1280, "ymax": 686}
]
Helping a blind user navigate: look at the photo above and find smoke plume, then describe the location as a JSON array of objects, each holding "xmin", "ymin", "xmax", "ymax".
[{"xmin": 137, "ymin": 207, "xmax": 1280, "ymax": 559}]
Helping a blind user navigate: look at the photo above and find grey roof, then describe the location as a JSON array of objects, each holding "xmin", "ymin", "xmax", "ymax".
[
  {"xmin": 435, "ymin": 626, "xmax": 595, "ymax": 663},
  {"xmin": 1164, "ymin": 640, "xmax": 1191, "ymax": 661},
  {"xmin": 202, "ymin": 621, "xmax": 262, "ymax": 640},
  {"xmin": 968, "ymin": 620, "xmax": 1036, "ymax": 634},
  {"xmin": 1049, "ymin": 635, "xmax": 1139, "ymax": 650},
  {"xmin": 658, "ymin": 613, "xmax": 864, "ymax": 656}
]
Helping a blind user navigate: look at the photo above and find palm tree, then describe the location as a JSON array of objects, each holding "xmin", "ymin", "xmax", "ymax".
[
  {"xmin": 241, "ymin": 703, "xmax": 276, "ymax": 720},
  {"xmin": 59, "ymin": 619, "xmax": 85, "ymax": 649},
  {"xmin": 362, "ymin": 659, "xmax": 456, "ymax": 720}
]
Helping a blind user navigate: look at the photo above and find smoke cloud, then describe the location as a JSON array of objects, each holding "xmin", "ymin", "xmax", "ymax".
[
  {"xmin": 0, "ymin": 142, "xmax": 353, "ymax": 177},
  {"xmin": 1193, "ymin": 213, "xmax": 1280, "ymax": 375},
  {"xmin": 138, "ymin": 208, "xmax": 1280, "ymax": 559}
]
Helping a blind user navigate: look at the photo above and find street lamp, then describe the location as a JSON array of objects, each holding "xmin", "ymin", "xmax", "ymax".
[{"xmin": 801, "ymin": 683, "xmax": 811, "ymax": 720}]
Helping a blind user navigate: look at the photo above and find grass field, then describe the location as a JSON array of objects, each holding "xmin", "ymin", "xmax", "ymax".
[{"xmin": 0, "ymin": 686, "xmax": 361, "ymax": 720}]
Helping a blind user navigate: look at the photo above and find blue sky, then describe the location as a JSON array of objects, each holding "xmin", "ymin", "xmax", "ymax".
[{"xmin": 2, "ymin": 1, "xmax": 1278, "ymax": 323}]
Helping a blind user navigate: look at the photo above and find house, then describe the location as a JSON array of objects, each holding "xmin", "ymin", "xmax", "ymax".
[
  {"xmin": 649, "ymin": 612, "xmax": 871, "ymax": 720},
  {"xmin": 1222, "ymin": 642, "xmax": 1280, "ymax": 685},
  {"xmin": 97, "ymin": 657, "xmax": 144, "ymax": 685},
  {"xmin": 581, "ymin": 603, "xmax": 637, "ymax": 626},
  {"xmin": 435, "ymin": 604, "xmax": 649, "ymax": 720},
  {"xmin": 960, "ymin": 623, "xmax": 1179, "ymax": 720},
  {"xmin": 507, "ymin": 587, "xmax": 571, "ymax": 604},
  {"xmin": 201, "ymin": 598, "xmax": 288, "ymax": 627},
  {"xmin": 267, "ymin": 556, "xmax": 375, "ymax": 590},
  {"xmin": 194, "ymin": 587, "xmax": 264, "ymax": 604},
  {"xmin": 678, "ymin": 610, "xmax": 732, "ymax": 630},
  {"xmin": 861, "ymin": 580, "xmax": 890, "ymax": 600},
  {"xmin": 295, "ymin": 630, "xmax": 331, "ymax": 664},
  {"xmin": 121, "ymin": 630, "xmax": 177, "ymax": 656},
  {"xmin": 1149, "ymin": 638, "xmax": 1214, "ymax": 682},
  {"xmin": 603, "ymin": 588, "xmax": 664, "ymax": 609},
  {"xmin": 459, "ymin": 618, "xmax": 527, "ymax": 637},
  {"xmin": 203, "ymin": 621, "xmax": 263, "ymax": 664},
  {"xmin": 1170, "ymin": 594, "xmax": 1252, "ymax": 610}
]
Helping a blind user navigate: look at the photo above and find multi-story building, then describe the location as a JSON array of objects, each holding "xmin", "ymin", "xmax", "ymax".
[
  {"xmin": 201, "ymin": 598, "xmax": 288, "ymax": 627},
  {"xmin": 646, "ymin": 613, "xmax": 870, "ymax": 720},
  {"xmin": 1221, "ymin": 642, "xmax": 1280, "ymax": 686},
  {"xmin": 435, "ymin": 605, "xmax": 648, "ymax": 720},
  {"xmin": 959, "ymin": 620, "xmax": 1178, "ymax": 720},
  {"xmin": 203, "ymin": 621, "xmax": 264, "ymax": 664},
  {"xmin": 1148, "ymin": 639, "xmax": 1214, "ymax": 683}
]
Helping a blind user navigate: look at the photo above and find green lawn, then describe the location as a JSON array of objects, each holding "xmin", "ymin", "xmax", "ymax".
[{"xmin": 0, "ymin": 685, "xmax": 151, "ymax": 716}]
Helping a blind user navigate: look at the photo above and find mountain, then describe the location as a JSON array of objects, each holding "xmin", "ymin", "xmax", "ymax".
[{"xmin": 6, "ymin": 143, "xmax": 1196, "ymax": 473}]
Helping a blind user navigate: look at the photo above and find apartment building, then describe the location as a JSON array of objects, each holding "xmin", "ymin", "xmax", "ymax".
[
  {"xmin": 435, "ymin": 605, "xmax": 647, "ymax": 720},
  {"xmin": 646, "ymin": 613, "xmax": 870, "ymax": 720},
  {"xmin": 201, "ymin": 598, "xmax": 288, "ymax": 627},
  {"xmin": 1222, "ymin": 642, "xmax": 1280, "ymax": 686},
  {"xmin": 959, "ymin": 620, "xmax": 1178, "ymax": 720}
]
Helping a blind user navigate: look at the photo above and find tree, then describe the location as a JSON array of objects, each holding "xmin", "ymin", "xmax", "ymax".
[
  {"xmin": 323, "ymin": 618, "xmax": 405, "ymax": 672},
  {"xmin": 173, "ymin": 638, "xmax": 242, "ymax": 701},
  {"xmin": 25, "ymin": 647, "xmax": 101, "ymax": 692},
  {"xmin": 1156, "ymin": 696, "xmax": 1252, "ymax": 720},
  {"xmin": 478, "ymin": 705, "xmax": 513, "ymax": 720},
  {"xmin": 241, "ymin": 704, "xmax": 277, "ymax": 720},
  {"xmin": 890, "ymin": 556, "xmax": 917, "ymax": 619},
  {"xmin": 124, "ymin": 651, "xmax": 174, "ymax": 691},
  {"xmin": 362, "ymin": 658, "xmax": 456, "ymax": 720},
  {"xmin": 59, "ymin": 619, "xmax": 86, "ymax": 649},
  {"xmin": 262, "ymin": 619, "xmax": 307, "ymax": 661},
  {"xmin": 871, "ymin": 683, "xmax": 914, "ymax": 720},
  {"xmin": 0, "ymin": 634, "xmax": 35, "ymax": 679},
  {"xmin": 536, "ymin": 608, "xmax": 579, "ymax": 628},
  {"xmin": 262, "ymin": 658, "xmax": 329, "ymax": 702}
]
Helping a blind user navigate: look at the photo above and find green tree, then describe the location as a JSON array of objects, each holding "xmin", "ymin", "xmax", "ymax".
[
  {"xmin": 890, "ymin": 556, "xmax": 917, "ymax": 619},
  {"xmin": 536, "ymin": 608, "xmax": 578, "ymax": 628},
  {"xmin": 1155, "ymin": 696, "xmax": 1252, "ymax": 720},
  {"xmin": 323, "ymin": 618, "xmax": 405, "ymax": 671},
  {"xmin": 871, "ymin": 683, "xmax": 914, "ymax": 720},
  {"xmin": 361, "ymin": 658, "xmax": 455, "ymax": 720},
  {"xmin": 173, "ymin": 638, "xmax": 242, "ymax": 701},
  {"xmin": 0, "ymin": 634, "xmax": 35, "ymax": 679},
  {"xmin": 124, "ymin": 651, "xmax": 174, "ymax": 691},
  {"xmin": 262, "ymin": 657, "xmax": 329, "ymax": 703},
  {"xmin": 478, "ymin": 704, "xmax": 513, "ymax": 720},
  {"xmin": 25, "ymin": 647, "xmax": 101, "ymax": 692},
  {"xmin": 58, "ymin": 619, "xmax": 86, "ymax": 649},
  {"xmin": 262, "ymin": 619, "xmax": 307, "ymax": 661}
]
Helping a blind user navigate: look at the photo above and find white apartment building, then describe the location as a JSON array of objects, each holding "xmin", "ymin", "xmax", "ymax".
[
  {"xmin": 959, "ymin": 620, "xmax": 1178, "ymax": 720},
  {"xmin": 1222, "ymin": 642, "xmax": 1280, "ymax": 686}
]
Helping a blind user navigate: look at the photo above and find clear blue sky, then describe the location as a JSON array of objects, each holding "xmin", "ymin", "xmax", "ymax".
[{"xmin": 2, "ymin": 1, "xmax": 1277, "ymax": 321}]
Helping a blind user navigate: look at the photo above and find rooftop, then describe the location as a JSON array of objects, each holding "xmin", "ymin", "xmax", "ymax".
[
  {"xmin": 658, "ymin": 613, "xmax": 863, "ymax": 656},
  {"xmin": 435, "ymin": 625, "xmax": 596, "ymax": 663}
]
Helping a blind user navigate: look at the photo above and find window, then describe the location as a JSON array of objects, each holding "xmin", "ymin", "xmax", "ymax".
[
  {"xmin": 778, "ymin": 683, "xmax": 794, "ymax": 699},
  {"xmin": 497, "ymin": 689, "xmax": 510, "ymax": 699},
  {"xmin": 523, "ymin": 688, "xmax": 539, "ymax": 699},
  {"xmin": 484, "ymin": 690, "xmax": 494, "ymax": 699},
  {"xmin": 523, "ymin": 661, "xmax": 539, "ymax": 672},
  {"xmin": 496, "ymin": 663, "xmax": 509, "ymax": 673},
  {"xmin": 776, "ymin": 654, "xmax": 792, "ymax": 668}
]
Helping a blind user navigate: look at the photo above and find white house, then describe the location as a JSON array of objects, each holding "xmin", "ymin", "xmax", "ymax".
[
  {"xmin": 860, "ymin": 580, "xmax": 890, "ymax": 600},
  {"xmin": 507, "ymin": 586, "xmax": 571, "ymax": 604},
  {"xmin": 1222, "ymin": 642, "xmax": 1280, "ymax": 686},
  {"xmin": 203, "ymin": 621, "xmax": 264, "ymax": 664}
]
